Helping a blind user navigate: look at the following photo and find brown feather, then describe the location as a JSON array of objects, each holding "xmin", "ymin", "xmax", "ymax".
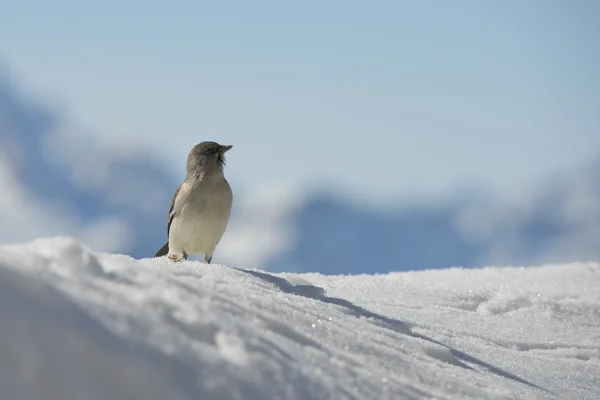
[
  {"xmin": 154, "ymin": 184, "xmax": 182, "ymax": 258},
  {"xmin": 167, "ymin": 184, "xmax": 182, "ymax": 238},
  {"xmin": 154, "ymin": 242, "xmax": 169, "ymax": 257}
]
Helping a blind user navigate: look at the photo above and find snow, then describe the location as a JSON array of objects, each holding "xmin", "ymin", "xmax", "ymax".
[{"xmin": 1, "ymin": 237, "xmax": 599, "ymax": 400}]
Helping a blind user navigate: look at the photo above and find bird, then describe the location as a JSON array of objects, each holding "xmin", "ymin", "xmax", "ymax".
[{"xmin": 154, "ymin": 141, "xmax": 233, "ymax": 263}]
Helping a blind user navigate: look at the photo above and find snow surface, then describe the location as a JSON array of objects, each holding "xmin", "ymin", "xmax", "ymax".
[{"xmin": 1, "ymin": 237, "xmax": 599, "ymax": 400}]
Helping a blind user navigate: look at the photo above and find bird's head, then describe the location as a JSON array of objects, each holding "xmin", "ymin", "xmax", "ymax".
[{"xmin": 186, "ymin": 141, "xmax": 233, "ymax": 178}]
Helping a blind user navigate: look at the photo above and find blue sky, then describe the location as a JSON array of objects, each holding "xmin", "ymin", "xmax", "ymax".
[{"xmin": 1, "ymin": 0, "xmax": 599, "ymax": 203}]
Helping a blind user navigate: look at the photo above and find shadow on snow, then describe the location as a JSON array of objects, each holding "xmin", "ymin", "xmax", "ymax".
[{"xmin": 234, "ymin": 267, "xmax": 554, "ymax": 395}]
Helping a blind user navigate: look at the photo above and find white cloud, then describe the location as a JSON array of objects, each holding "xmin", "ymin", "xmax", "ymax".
[
  {"xmin": 217, "ymin": 183, "xmax": 309, "ymax": 269},
  {"xmin": 79, "ymin": 217, "xmax": 133, "ymax": 255}
]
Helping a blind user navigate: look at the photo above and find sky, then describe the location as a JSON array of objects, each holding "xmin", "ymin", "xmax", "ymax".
[{"xmin": 1, "ymin": 0, "xmax": 599, "ymax": 204}]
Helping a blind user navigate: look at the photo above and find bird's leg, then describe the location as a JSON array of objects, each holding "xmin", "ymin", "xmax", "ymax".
[{"xmin": 204, "ymin": 253, "xmax": 212, "ymax": 264}]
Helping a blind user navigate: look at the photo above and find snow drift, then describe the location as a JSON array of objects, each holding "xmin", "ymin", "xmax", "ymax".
[{"xmin": 0, "ymin": 237, "xmax": 598, "ymax": 400}]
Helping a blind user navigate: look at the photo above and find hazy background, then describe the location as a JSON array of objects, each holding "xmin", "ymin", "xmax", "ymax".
[{"xmin": 1, "ymin": 1, "xmax": 598, "ymax": 274}]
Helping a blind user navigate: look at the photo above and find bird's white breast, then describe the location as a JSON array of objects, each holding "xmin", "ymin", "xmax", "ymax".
[{"xmin": 169, "ymin": 178, "xmax": 233, "ymax": 256}]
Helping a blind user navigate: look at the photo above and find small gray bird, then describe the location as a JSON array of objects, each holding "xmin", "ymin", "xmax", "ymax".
[{"xmin": 154, "ymin": 141, "xmax": 233, "ymax": 263}]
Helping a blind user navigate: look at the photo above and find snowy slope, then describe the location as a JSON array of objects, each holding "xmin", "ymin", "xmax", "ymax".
[{"xmin": 0, "ymin": 237, "xmax": 599, "ymax": 400}]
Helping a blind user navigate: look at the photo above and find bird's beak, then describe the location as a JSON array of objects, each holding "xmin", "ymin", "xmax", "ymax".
[{"xmin": 219, "ymin": 145, "xmax": 233, "ymax": 154}]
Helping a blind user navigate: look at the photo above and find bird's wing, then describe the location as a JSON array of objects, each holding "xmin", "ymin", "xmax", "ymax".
[{"xmin": 167, "ymin": 184, "xmax": 182, "ymax": 238}]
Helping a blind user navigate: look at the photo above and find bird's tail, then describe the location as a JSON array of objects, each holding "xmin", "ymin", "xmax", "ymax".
[{"xmin": 154, "ymin": 242, "xmax": 169, "ymax": 257}]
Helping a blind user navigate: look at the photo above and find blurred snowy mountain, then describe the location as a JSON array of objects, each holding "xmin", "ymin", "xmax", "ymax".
[
  {"xmin": 1, "ymin": 71, "xmax": 598, "ymax": 273},
  {"xmin": 220, "ymin": 162, "xmax": 600, "ymax": 273},
  {"xmin": 0, "ymin": 71, "xmax": 174, "ymax": 257}
]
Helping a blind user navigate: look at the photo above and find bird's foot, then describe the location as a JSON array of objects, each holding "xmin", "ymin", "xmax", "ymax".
[{"xmin": 168, "ymin": 253, "xmax": 187, "ymax": 262}]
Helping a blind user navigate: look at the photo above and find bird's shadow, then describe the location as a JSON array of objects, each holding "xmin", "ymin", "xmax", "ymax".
[{"xmin": 234, "ymin": 267, "xmax": 553, "ymax": 395}]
